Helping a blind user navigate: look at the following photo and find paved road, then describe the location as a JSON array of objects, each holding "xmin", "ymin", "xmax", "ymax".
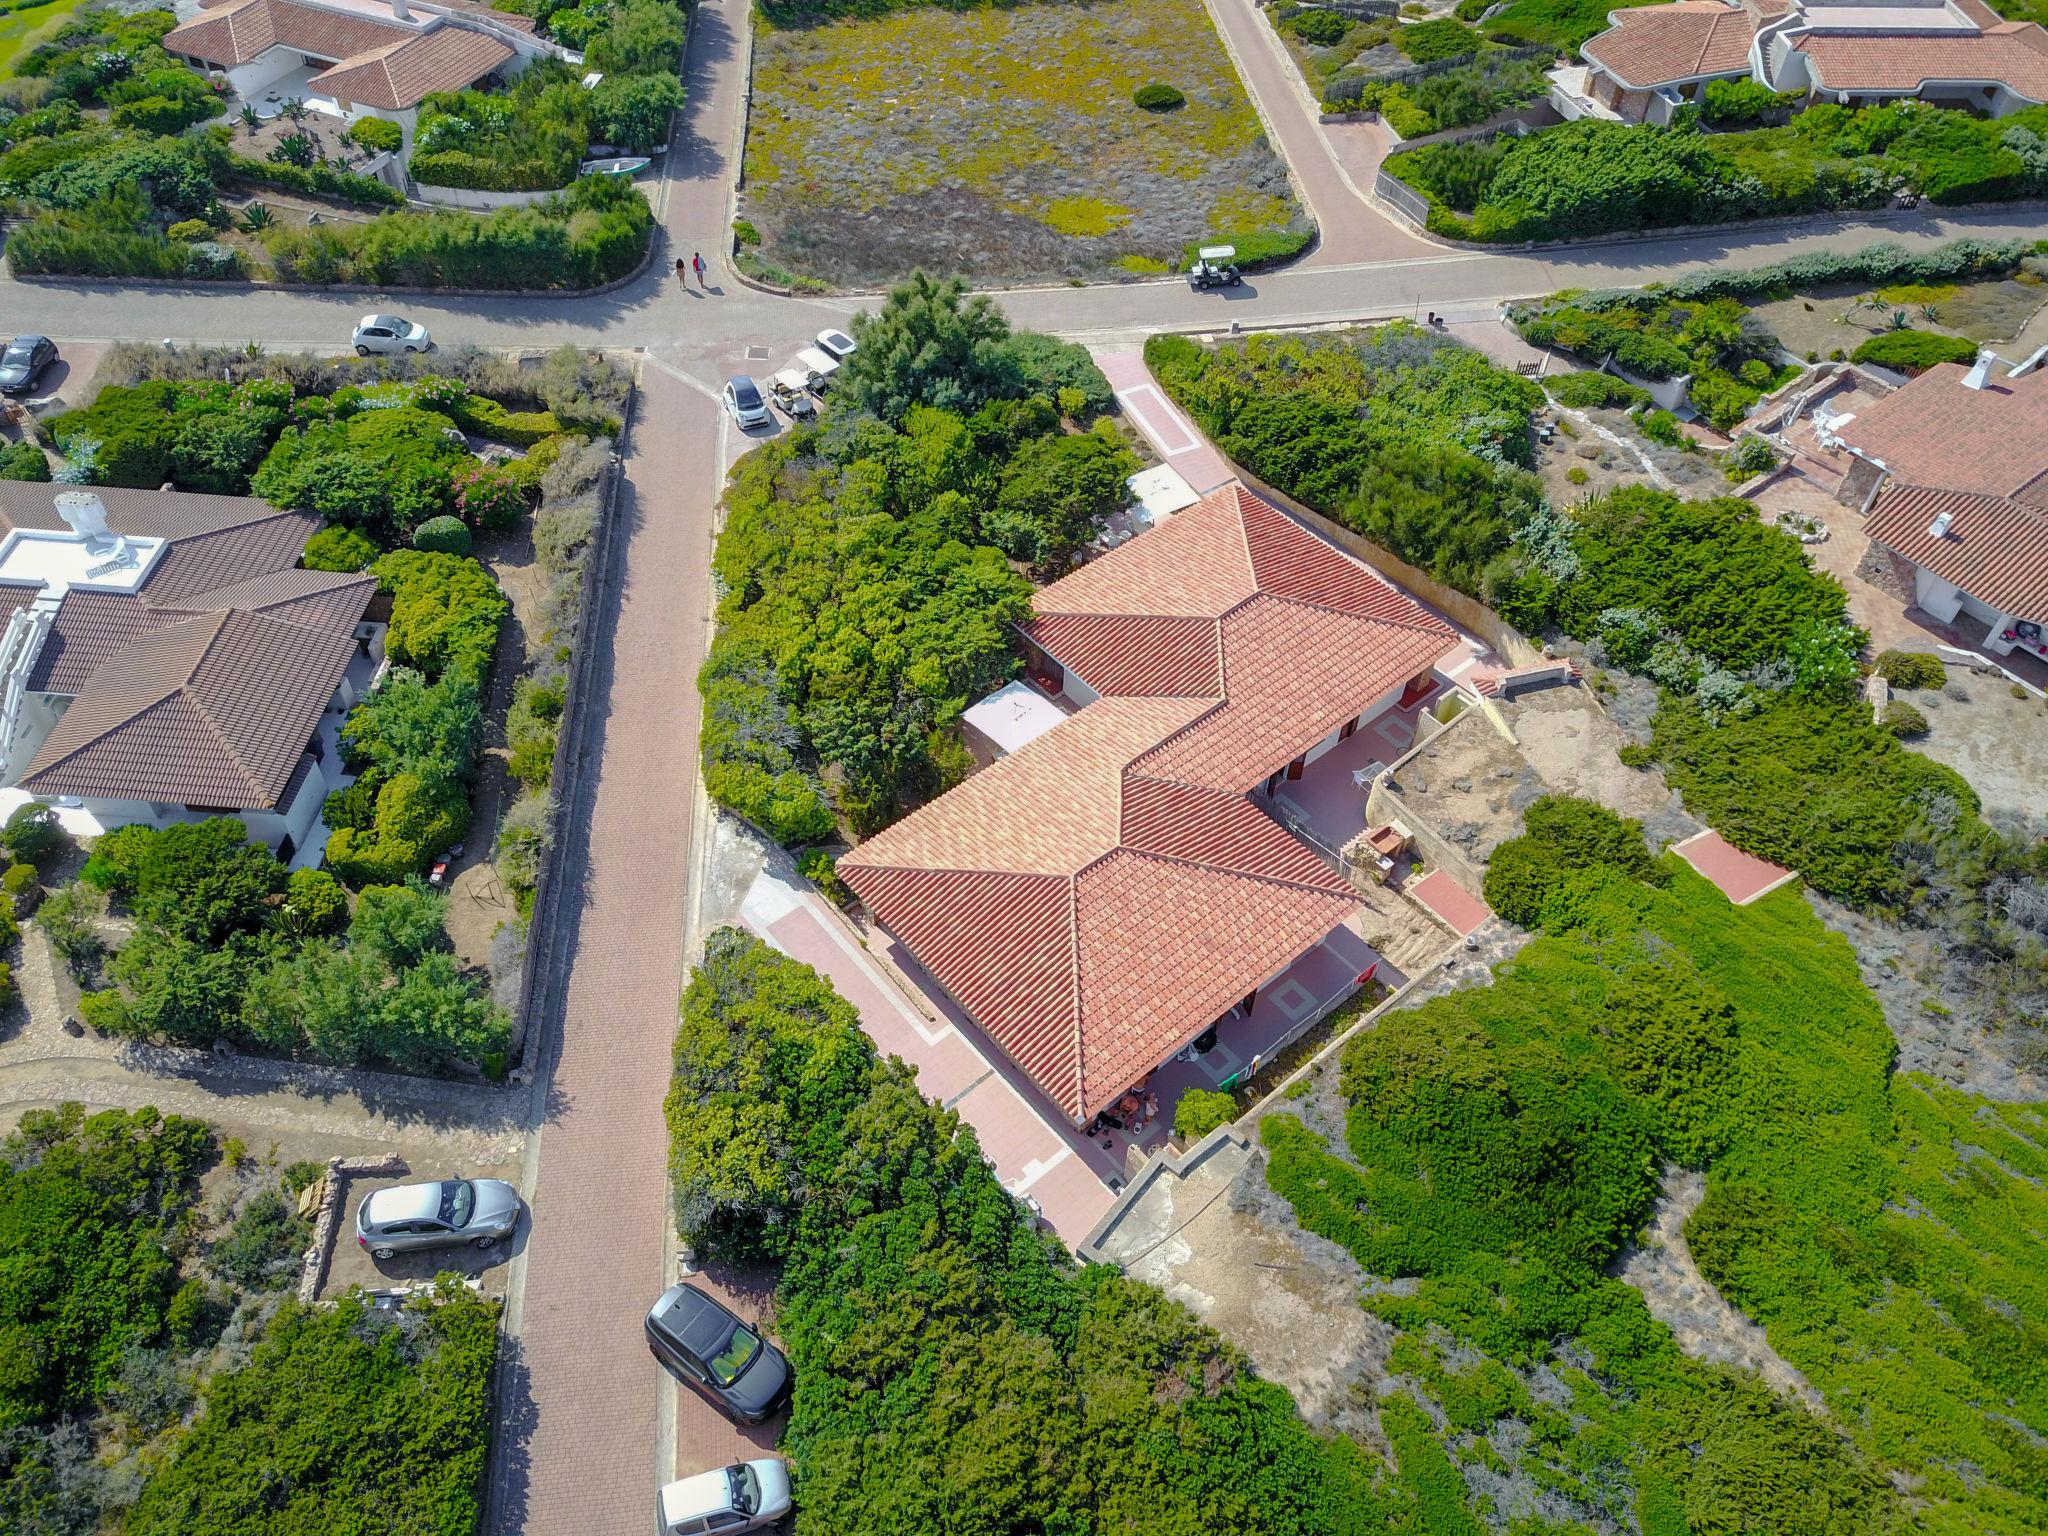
[{"xmin": 10, "ymin": 0, "xmax": 2048, "ymax": 1528}]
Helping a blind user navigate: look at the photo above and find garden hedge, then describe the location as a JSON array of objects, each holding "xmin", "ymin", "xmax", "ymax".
[{"xmin": 1851, "ymin": 329, "xmax": 1981, "ymax": 374}]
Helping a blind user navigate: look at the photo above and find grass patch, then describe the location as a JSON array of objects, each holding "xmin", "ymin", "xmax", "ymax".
[
  {"xmin": 741, "ymin": 0, "xmax": 1307, "ymax": 286},
  {"xmin": 0, "ymin": 0, "xmax": 88, "ymax": 77}
]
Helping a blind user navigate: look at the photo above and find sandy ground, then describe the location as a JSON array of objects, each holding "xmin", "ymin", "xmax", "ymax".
[
  {"xmin": 1900, "ymin": 671, "xmax": 2048, "ymax": 822},
  {"xmin": 1750, "ymin": 272, "xmax": 2048, "ymax": 361},
  {"xmin": 322, "ymin": 1159, "xmax": 527, "ymax": 1298}
]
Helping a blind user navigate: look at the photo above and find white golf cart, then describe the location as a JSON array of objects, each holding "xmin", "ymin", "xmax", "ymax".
[
  {"xmin": 1188, "ymin": 244, "xmax": 1243, "ymax": 291},
  {"xmin": 768, "ymin": 368, "xmax": 818, "ymax": 421}
]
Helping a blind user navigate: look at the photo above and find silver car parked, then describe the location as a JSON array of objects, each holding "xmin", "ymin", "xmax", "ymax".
[
  {"xmin": 355, "ymin": 1178, "xmax": 520, "ymax": 1258},
  {"xmin": 352, "ymin": 313, "xmax": 432, "ymax": 356}
]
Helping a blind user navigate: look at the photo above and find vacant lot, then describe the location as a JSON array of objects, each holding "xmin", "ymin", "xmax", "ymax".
[
  {"xmin": 1749, "ymin": 268, "xmax": 2048, "ymax": 362},
  {"xmin": 740, "ymin": 0, "xmax": 1307, "ymax": 286}
]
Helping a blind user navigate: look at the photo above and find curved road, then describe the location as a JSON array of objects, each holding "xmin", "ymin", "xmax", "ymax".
[{"xmin": 10, "ymin": 1, "xmax": 2047, "ymax": 1533}]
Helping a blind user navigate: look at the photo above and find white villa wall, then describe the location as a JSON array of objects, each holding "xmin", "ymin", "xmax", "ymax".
[
  {"xmin": 1913, "ymin": 565, "xmax": 1967, "ymax": 624},
  {"xmin": 223, "ymin": 49, "xmax": 309, "ymax": 99}
]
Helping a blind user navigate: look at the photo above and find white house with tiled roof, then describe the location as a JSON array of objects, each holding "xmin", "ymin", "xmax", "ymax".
[
  {"xmin": 0, "ymin": 486, "xmax": 385, "ymax": 862},
  {"xmin": 1821, "ymin": 353, "xmax": 2048, "ymax": 665},
  {"xmin": 1572, "ymin": 0, "xmax": 2048, "ymax": 123},
  {"xmin": 840, "ymin": 485, "xmax": 1468, "ymax": 1128},
  {"xmin": 164, "ymin": 0, "xmax": 571, "ymax": 153}
]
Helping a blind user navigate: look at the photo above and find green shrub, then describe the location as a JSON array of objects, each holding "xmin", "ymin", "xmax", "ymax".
[
  {"xmin": 449, "ymin": 392, "xmax": 567, "ymax": 448},
  {"xmin": 35, "ymin": 881, "xmax": 105, "ymax": 974},
  {"xmin": 1874, "ymin": 649, "xmax": 1946, "ymax": 689},
  {"xmin": 1548, "ymin": 370, "xmax": 1651, "ymax": 409},
  {"xmin": 1173, "ymin": 1087, "xmax": 1238, "ymax": 1140},
  {"xmin": 1701, "ymin": 78, "xmax": 1798, "ymax": 125},
  {"xmin": 453, "ymin": 463, "xmax": 528, "ymax": 531},
  {"xmin": 1566, "ymin": 465, "xmax": 1589, "ymax": 484},
  {"xmin": 1399, "ymin": 17, "xmax": 1482, "ymax": 61},
  {"xmin": 346, "ymin": 116, "xmax": 402, "ymax": 154},
  {"xmin": 0, "ymin": 440, "xmax": 51, "ymax": 482},
  {"xmin": 796, "ymin": 847, "xmax": 846, "ymax": 904},
  {"xmin": 165, "ymin": 217, "xmax": 209, "ymax": 240},
  {"xmin": 1483, "ymin": 794, "xmax": 1664, "ymax": 928},
  {"xmin": 1639, "ymin": 407, "xmax": 1683, "ymax": 446},
  {"xmin": 301, "ymin": 524, "xmax": 381, "ymax": 572},
  {"xmin": 1132, "ymin": 82, "xmax": 1186, "ymax": 110},
  {"xmin": 732, "ymin": 217, "xmax": 761, "ymax": 246},
  {"xmin": 1287, "ymin": 7, "xmax": 1350, "ymax": 45},
  {"xmin": 3, "ymin": 860, "xmax": 41, "ymax": 915},
  {"xmin": 325, "ymin": 771, "xmax": 469, "ymax": 885},
  {"xmin": 411, "ymin": 514, "xmax": 472, "ymax": 555},
  {"xmin": 280, "ymin": 868, "xmax": 349, "ymax": 936},
  {"xmin": 1850, "ymin": 329, "xmax": 1980, "ymax": 374},
  {"xmin": 208, "ymin": 1186, "xmax": 310, "ymax": 1290},
  {"xmin": 1880, "ymin": 699, "xmax": 1928, "ymax": 737},
  {"xmin": 1723, "ymin": 433, "xmax": 1779, "ymax": 480},
  {"xmin": 3, "ymin": 802, "xmax": 65, "ymax": 863},
  {"xmin": 373, "ymin": 549, "xmax": 508, "ymax": 684}
]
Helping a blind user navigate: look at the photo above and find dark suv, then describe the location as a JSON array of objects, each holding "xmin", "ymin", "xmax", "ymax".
[{"xmin": 645, "ymin": 1283, "xmax": 792, "ymax": 1424}]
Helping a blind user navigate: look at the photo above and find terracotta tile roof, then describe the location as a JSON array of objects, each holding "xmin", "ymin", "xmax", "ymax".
[
  {"xmin": 167, "ymin": 0, "xmax": 415, "ymax": 67},
  {"xmin": 1834, "ymin": 362, "xmax": 2048, "ymax": 502},
  {"xmin": 0, "ymin": 483, "xmax": 290, "ymax": 541},
  {"xmin": 1865, "ymin": 484, "xmax": 2048, "ymax": 618},
  {"xmin": 842, "ymin": 483, "xmax": 1462, "ymax": 1123},
  {"xmin": 20, "ymin": 610, "xmax": 356, "ymax": 809},
  {"xmin": 140, "ymin": 512, "xmax": 326, "ymax": 602},
  {"xmin": 1791, "ymin": 26, "xmax": 2048, "ymax": 99},
  {"xmin": 196, "ymin": 0, "xmax": 536, "ymax": 24},
  {"xmin": 1583, "ymin": 1, "xmax": 1757, "ymax": 87},
  {"xmin": 312, "ymin": 25, "xmax": 514, "ymax": 108}
]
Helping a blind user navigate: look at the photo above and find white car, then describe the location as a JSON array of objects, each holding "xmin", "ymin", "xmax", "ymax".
[
  {"xmin": 722, "ymin": 375, "xmax": 772, "ymax": 429},
  {"xmin": 656, "ymin": 1459, "xmax": 791, "ymax": 1536},
  {"xmin": 815, "ymin": 327, "xmax": 856, "ymax": 362},
  {"xmin": 792, "ymin": 346, "xmax": 839, "ymax": 389},
  {"xmin": 353, "ymin": 314, "xmax": 431, "ymax": 356}
]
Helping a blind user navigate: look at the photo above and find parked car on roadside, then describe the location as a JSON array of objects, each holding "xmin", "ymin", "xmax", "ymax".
[
  {"xmin": 355, "ymin": 1177, "xmax": 520, "ymax": 1258},
  {"xmin": 0, "ymin": 335, "xmax": 57, "ymax": 395},
  {"xmin": 814, "ymin": 327, "xmax": 856, "ymax": 362},
  {"xmin": 645, "ymin": 1282, "xmax": 792, "ymax": 1424},
  {"xmin": 722, "ymin": 375, "xmax": 772, "ymax": 429},
  {"xmin": 655, "ymin": 1459, "xmax": 792, "ymax": 1536},
  {"xmin": 352, "ymin": 314, "xmax": 432, "ymax": 355}
]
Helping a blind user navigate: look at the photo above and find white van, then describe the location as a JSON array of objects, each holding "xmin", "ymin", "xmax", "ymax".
[{"xmin": 655, "ymin": 1460, "xmax": 792, "ymax": 1535}]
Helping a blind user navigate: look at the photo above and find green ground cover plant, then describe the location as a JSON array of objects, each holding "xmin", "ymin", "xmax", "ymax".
[
  {"xmin": 1850, "ymin": 328, "xmax": 1982, "ymax": 373},
  {"xmin": 1147, "ymin": 322, "xmax": 1547, "ymax": 602},
  {"xmin": 1264, "ymin": 831, "xmax": 2048, "ymax": 1536},
  {"xmin": 1389, "ymin": 101, "xmax": 2048, "ymax": 243},
  {"xmin": 1478, "ymin": 0, "xmax": 1662, "ymax": 50},
  {"xmin": 1512, "ymin": 288, "xmax": 1800, "ymax": 428},
  {"xmin": 77, "ymin": 819, "xmax": 508, "ymax": 1071},
  {"xmin": 739, "ymin": 0, "xmax": 1308, "ymax": 285},
  {"xmin": 0, "ymin": 1102, "xmax": 499, "ymax": 1535},
  {"xmin": 703, "ymin": 279, "xmax": 1118, "ymax": 841},
  {"xmin": 1328, "ymin": 55, "xmax": 1549, "ymax": 136},
  {"xmin": 665, "ymin": 928, "xmax": 1421, "ymax": 1534}
]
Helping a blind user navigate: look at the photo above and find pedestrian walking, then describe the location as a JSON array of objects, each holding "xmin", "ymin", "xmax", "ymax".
[{"xmin": 692, "ymin": 251, "xmax": 706, "ymax": 288}]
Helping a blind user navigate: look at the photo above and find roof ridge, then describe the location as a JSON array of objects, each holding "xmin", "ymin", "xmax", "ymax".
[
  {"xmin": 1107, "ymin": 842, "xmax": 1355, "ymax": 900},
  {"xmin": 1256, "ymin": 586, "xmax": 1455, "ymax": 636},
  {"xmin": 1065, "ymin": 873, "xmax": 1084, "ymax": 1120}
]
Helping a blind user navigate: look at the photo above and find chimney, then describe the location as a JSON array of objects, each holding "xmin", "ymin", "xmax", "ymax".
[
  {"xmin": 1927, "ymin": 509, "xmax": 1954, "ymax": 539},
  {"xmin": 1960, "ymin": 351, "xmax": 1995, "ymax": 390},
  {"xmin": 53, "ymin": 491, "xmax": 112, "ymax": 545},
  {"xmin": 391, "ymin": 0, "xmax": 411, "ymax": 20}
]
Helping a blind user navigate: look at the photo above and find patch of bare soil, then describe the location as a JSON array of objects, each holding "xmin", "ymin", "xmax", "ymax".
[
  {"xmin": 1616, "ymin": 1167, "xmax": 1824, "ymax": 1410},
  {"xmin": 1900, "ymin": 674, "xmax": 2048, "ymax": 822},
  {"xmin": 1500, "ymin": 684, "xmax": 1697, "ymax": 850}
]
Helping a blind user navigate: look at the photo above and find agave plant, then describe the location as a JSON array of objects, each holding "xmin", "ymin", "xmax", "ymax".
[
  {"xmin": 239, "ymin": 103, "xmax": 260, "ymax": 135},
  {"xmin": 280, "ymin": 96, "xmax": 308, "ymax": 125},
  {"xmin": 1919, "ymin": 302, "xmax": 1941, "ymax": 324},
  {"xmin": 239, "ymin": 202, "xmax": 277, "ymax": 233},
  {"xmin": 1887, "ymin": 309, "xmax": 1911, "ymax": 331}
]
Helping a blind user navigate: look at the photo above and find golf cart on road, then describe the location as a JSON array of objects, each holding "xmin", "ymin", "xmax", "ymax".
[
  {"xmin": 769, "ymin": 369, "xmax": 817, "ymax": 421},
  {"xmin": 1188, "ymin": 245, "xmax": 1242, "ymax": 291}
]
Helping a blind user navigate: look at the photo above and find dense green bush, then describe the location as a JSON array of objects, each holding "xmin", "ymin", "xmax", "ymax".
[
  {"xmin": 0, "ymin": 1103, "xmax": 213, "ymax": 1430},
  {"xmin": 253, "ymin": 403, "xmax": 472, "ymax": 538},
  {"xmin": 1483, "ymin": 794, "xmax": 1665, "ymax": 927},
  {"xmin": 2, "ymin": 803, "xmax": 65, "ymax": 864},
  {"xmin": 1880, "ymin": 698, "xmax": 1928, "ymax": 737},
  {"xmin": 300, "ymin": 524, "xmax": 381, "ymax": 572},
  {"xmin": 1874, "ymin": 648, "xmax": 1947, "ymax": 689},
  {"xmin": 1701, "ymin": 77, "xmax": 1799, "ymax": 125},
  {"xmin": 1389, "ymin": 102, "xmax": 2048, "ymax": 242},
  {"xmin": 1147, "ymin": 324, "xmax": 1545, "ymax": 604},
  {"xmin": 1547, "ymin": 370, "xmax": 1650, "ymax": 409},
  {"xmin": 1723, "ymin": 432, "xmax": 1779, "ymax": 480},
  {"xmin": 1850, "ymin": 328, "xmax": 1981, "ymax": 374},
  {"xmin": 1398, "ymin": 16, "xmax": 1483, "ymax": 60},
  {"xmin": 215, "ymin": 148, "xmax": 405, "ymax": 208},
  {"xmin": 53, "ymin": 377, "xmax": 295, "ymax": 495},
  {"xmin": 412, "ymin": 514, "xmax": 473, "ymax": 555},
  {"xmin": 1173, "ymin": 1087, "xmax": 1238, "ymax": 1140},
  {"xmin": 667, "ymin": 929, "xmax": 1404, "ymax": 1532},
  {"xmin": 1288, "ymin": 6, "xmax": 1350, "ymax": 45},
  {"xmin": 411, "ymin": 70, "xmax": 590, "ymax": 192},
  {"xmin": 1133, "ymin": 81, "xmax": 1186, "ymax": 110},
  {"xmin": 373, "ymin": 550, "xmax": 508, "ymax": 684},
  {"xmin": 125, "ymin": 1284, "xmax": 499, "ymax": 1536},
  {"xmin": 206, "ymin": 1185, "xmax": 308, "ymax": 1290},
  {"xmin": 0, "ymin": 440, "xmax": 50, "ymax": 482},
  {"xmin": 843, "ymin": 270, "xmax": 1028, "ymax": 423},
  {"xmin": 1478, "ymin": 0, "xmax": 1625, "ymax": 48},
  {"xmin": 345, "ymin": 116, "xmax": 402, "ymax": 154},
  {"xmin": 280, "ymin": 868, "xmax": 349, "ymax": 936}
]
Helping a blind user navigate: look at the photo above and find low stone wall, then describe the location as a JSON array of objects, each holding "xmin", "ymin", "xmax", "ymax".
[{"xmin": 297, "ymin": 1153, "xmax": 409, "ymax": 1303}]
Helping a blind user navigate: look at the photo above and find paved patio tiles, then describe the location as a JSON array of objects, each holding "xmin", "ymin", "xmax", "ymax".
[
  {"xmin": 1407, "ymin": 868, "xmax": 1492, "ymax": 936},
  {"xmin": 1672, "ymin": 829, "xmax": 1801, "ymax": 906},
  {"xmin": 1095, "ymin": 350, "xmax": 1236, "ymax": 493},
  {"xmin": 739, "ymin": 865, "xmax": 1117, "ymax": 1247},
  {"xmin": 1273, "ymin": 702, "xmax": 1426, "ymax": 852}
]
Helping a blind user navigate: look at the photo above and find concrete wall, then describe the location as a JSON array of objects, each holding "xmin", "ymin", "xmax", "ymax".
[{"xmin": 223, "ymin": 49, "xmax": 308, "ymax": 100}]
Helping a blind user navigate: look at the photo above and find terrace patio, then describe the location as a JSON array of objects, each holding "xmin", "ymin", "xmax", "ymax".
[{"xmin": 1265, "ymin": 683, "xmax": 1443, "ymax": 858}]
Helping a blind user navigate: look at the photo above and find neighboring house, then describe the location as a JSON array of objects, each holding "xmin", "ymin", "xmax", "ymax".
[
  {"xmin": 1573, "ymin": 0, "xmax": 2048, "ymax": 124},
  {"xmin": 164, "ymin": 0, "xmax": 567, "ymax": 151},
  {"xmin": 839, "ymin": 484, "xmax": 1464, "ymax": 1128},
  {"xmin": 1823, "ymin": 352, "xmax": 2048, "ymax": 664},
  {"xmin": 0, "ymin": 486, "xmax": 384, "ymax": 861}
]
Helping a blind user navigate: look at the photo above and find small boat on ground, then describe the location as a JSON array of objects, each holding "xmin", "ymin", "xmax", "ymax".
[{"xmin": 580, "ymin": 156, "xmax": 651, "ymax": 177}]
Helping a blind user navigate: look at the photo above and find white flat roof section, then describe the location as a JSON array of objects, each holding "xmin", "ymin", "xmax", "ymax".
[
  {"xmin": 962, "ymin": 680, "xmax": 1069, "ymax": 757},
  {"xmin": 1126, "ymin": 464, "xmax": 1201, "ymax": 523}
]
